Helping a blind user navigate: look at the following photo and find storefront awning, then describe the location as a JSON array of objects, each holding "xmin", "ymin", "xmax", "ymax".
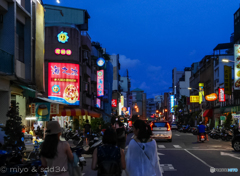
[
  {"xmin": 203, "ymin": 109, "xmax": 213, "ymax": 117},
  {"xmin": 37, "ymin": 97, "xmax": 68, "ymax": 105},
  {"xmin": 57, "ymin": 109, "xmax": 101, "ymax": 118},
  {"xmin": 19, "ymin": 85, "xmax": 36, "ymax": 98}
]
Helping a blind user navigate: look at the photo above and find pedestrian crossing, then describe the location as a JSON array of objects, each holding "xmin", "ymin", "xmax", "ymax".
[{"xmin": 158, "ymin": 145, "xmax": 182, "ymax": 149}]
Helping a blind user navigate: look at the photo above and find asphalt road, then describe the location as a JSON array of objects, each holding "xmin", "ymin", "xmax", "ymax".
[{"xmin": 79, "ymin": 130, "xmax": 240, "ymax": 176}]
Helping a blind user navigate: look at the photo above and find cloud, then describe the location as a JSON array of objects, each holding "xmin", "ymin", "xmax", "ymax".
[
  {"xmin": 139, "ymin": 82, "xmax": 150, "ymax": 90},
  {"xmin": 189, "ymin": 50, "xmax": 196, "ymax": 56},
  {"xmin": 147, "ymin": 65, "xmax": 162, "ymax": 72},
  {"xmin": 119, "ymin": 55, "xmax": 140, "ymax": 69}
]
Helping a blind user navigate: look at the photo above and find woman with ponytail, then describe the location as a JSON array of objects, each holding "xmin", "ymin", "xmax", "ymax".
[{"xmin": 125, "ymin": 120, "xmax": 162, "ymax": 176}]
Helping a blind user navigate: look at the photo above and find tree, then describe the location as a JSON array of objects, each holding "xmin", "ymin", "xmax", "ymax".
[
  {"xmin": 224, "ymin": 113, "xmax": 233, "ymax": 129},
  {"xmin": 2, "ymin": 101, "xmax": 25, "ymax": 151}
]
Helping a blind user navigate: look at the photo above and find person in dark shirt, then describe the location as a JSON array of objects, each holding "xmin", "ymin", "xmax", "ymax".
[
  {"xmin": 116, "ymin": 122, "xmax": 127, "ymax": 149},
  {"xmin": 84, "ymin": 119, "xmax": 91, "ymax": 146}
]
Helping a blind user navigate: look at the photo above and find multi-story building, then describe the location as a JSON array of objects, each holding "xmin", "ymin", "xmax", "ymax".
[
  {"xmin": 146, "ymin": 98, "xmax": 157, "ymax": 118},
  {"xmin": 154, "ymin": 95, "xmax": 164, "ymax": 109},
  {"xmin": 0, "ymin": 0, "xmax": 45, "ymax": 125},
  {"xmin": 131, "ymin": 88, "xmax": 146, "ymax": 120},
  {"xmin": 234, "ymin": 8, "xmax": 240, "ymax": 44},
  {"xmin": 176, "ymin": 67, "xmax": 191, "ymax": 102},
  {"xmin": 172, "ymin": 67, "xmax": 184, "ymax": 96}
]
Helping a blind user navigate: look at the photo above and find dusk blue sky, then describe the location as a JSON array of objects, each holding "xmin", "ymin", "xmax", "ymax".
[{"xmin": 45, "ymin": 0, "xmax": 239, "ymax": 98}]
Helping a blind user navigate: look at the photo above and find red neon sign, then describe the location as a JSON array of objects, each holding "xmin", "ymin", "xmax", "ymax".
[
  {"xmin": 219, "ymin": 88, "xmax": 225, "ymax": 102},
  {"xmin": 97, "ymin": 70, "xmax": 104, "ymax": 97},
  {"xmin": 55, "ymin": 48, "xmax": 72, "ymax": 56},
  {"xmin": 112, "ymin": 99, "xmax": 117, "ymax": 107}
]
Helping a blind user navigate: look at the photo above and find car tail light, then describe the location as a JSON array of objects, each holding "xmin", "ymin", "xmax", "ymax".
[
  {"xmin": 201, "ymin": 136, "xmax": 204, "ymax": 138},
  {"xmin": 150, "ymin": 122, "xmax": 153, "ymax": 131},
  {"xmin": 166, "ymin": 123, "xmax": 170, "ymax": 131}
]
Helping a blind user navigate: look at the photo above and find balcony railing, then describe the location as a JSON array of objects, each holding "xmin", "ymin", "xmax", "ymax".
[
  {"xmin": 0, "ymin": 49, "xmax": 14, "ymax": 75},
  {"xmin": 81, "ymin": 31, "xmax": 91, "ymax": 50}
]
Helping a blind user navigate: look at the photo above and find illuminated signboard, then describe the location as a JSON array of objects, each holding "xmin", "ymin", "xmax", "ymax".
[
  {"xmin": 48, "ymin": 63, "xmax": 80, "ymax": 105},
  {"xmin": 205, "ymin": 93, "xmax": 217, "ymax": 101},
  {"xmin": 170, "ymin": 95, "xmax": 174, "ymax": 113},
  {"xmin": 190, "ymin": 96, "xmax": 199, "ymax": 103},
  {"xmin": 234, "ymin": 44, "xmax": 240, "ymax": 90},
  {"xmin": 121, "ymin": 96, "xmax": 124, "ymax": 107},
  {"xmin": 199, "ymin": 83, "xmax": 204, "ymax": 104},
  {"xmin": 96, "ymin": 98, "xmax": 101, "ymax": 108},
  {"xmin": 112, "ymin": 99, "xmax": 117, "ymax": 107},
  {"xmin": 55, "ymin": 48, "xmax": 72, "ymax": 56},
  {"xmin": 219, "ymin": 88, "xmax": 225, "ymax": 102},
  {"xmin": 57, "ymin": 31, "xmax": 69, "ymax": 43},
  {"xmin": 224, "ymin": 65, "xmax": 232, "ymax": 95},
  {"xmin": 97, "ymin": 70, "xmax": 104, "ymax": 97},
  {"xmin": 97, "ymin": 58, "xmax": 105, "ymax": 67},
  {"xmin": 128, "ymin": 107, "xmax": 131, "ymax": 115}
]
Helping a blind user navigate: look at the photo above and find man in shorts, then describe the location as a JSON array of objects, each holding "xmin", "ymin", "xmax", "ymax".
[{"xmin": 84, "ymin": 120, "xmax": 91, "ymax": 146}]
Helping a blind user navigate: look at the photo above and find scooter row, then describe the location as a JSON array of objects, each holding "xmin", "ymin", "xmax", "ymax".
[{"xmin": 208, "ymin": 127, "xmax": 233, "ymax": 141}]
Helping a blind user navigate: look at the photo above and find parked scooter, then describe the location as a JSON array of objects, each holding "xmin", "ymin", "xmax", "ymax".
[
  {"xmin": 71, "ymin": 146, "xmax": 86, "ymax": 171},
  {"xmin": 64, "ymin": 127, "xmax": 74, "ymax": 141},
  {"xmin": 83, "ymin": 133, "xmax": 102, "ymax": 154},
  {"xmin": 231, "ymin": 124, "xmax": 240, "ymax": 152}
]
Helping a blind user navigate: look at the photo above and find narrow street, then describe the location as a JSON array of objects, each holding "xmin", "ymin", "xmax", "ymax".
[{"xmin": 79, "ymin": 131, "xmax": 239, "ymax": 176}]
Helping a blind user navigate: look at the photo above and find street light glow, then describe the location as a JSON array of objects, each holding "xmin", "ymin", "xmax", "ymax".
[
  {"xmin": 57, "ymin": 0, "xmax": 60, "ymax": 3},
  {"xmin": 222, "ymin": 59, "xmax": 229, "ymax": 63},
  {"xmin": 188, "ymin": 87, "xmax": 192, "ymax": 90}
]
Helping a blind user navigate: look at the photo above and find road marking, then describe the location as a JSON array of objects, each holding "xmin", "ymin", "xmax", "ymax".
[
  {"xmin": 158, "ymin": 145, "xmax": 166, "ymax": 148},
  {"xmin": 184, "ymin": 149, "xmax": 212, "ymax": 168},
  {"xmin": 175, "ymin": 134, "xmax": 180, "ymax": 136},
  {"xmin": 157, "ymin": 152, "xmax": 165, "ymax": 155},
  {"xmin": 221, "ymin": 152, "xmax": 240, "ymax": 160},
  {"xmin": 160, "ymin": 164, "xmax": 177, "ymax": 172},
  {"xmin": 173, "ymin": 145, "xmax": 181, "ymax": 148}
]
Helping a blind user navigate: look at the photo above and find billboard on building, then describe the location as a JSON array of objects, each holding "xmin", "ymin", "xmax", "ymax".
[
  {"xmin": 170, "ymin": 95, "xmax": 174, "ymax": 113},
  {"xmin": 234, "ymin": 44, "xmax": 240, "ymax": 90},
  {"xmin": 96, "ymin": 98, "xmax": 101, "ymax": 108},
  {"xmin": 35, "ymin": 102, "xmax": 50, "ymax": 121},
  {"xmin": 97, "ymin": 70, "xmax": 104, "ymax": 97},
  {"xmin": 48, "ymin": 63, "xmax": 80, "ymax": 105},
  {"xmin": 219, "ymin": 88, "xmax": 225, "ymax": 102},
  {"xmin": 224, "ymin": 65, "xmax": 232, "ymax": 95},
  {"xmin": 190, "ymin": 96, "xmax": 199, "ymax": 103},
  {"xmin": 112, "ymin": 99, "xmax": 117, "ymax": 107},
  {"xmin": 199, "ymin": 83, "xmax": 204, "ymax": 104}
]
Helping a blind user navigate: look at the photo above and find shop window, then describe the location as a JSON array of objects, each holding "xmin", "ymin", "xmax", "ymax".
[{"xmin": 16, "ymin": 21, "xmax": 24, "ymax": 63}]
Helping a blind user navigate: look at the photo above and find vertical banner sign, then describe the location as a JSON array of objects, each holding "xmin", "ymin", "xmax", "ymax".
[
  {"xmin": 234, "ymin": 44, "xmax": 240, "ymax": 90},
  {"xmin": 35, "ymin": 102, "xmax": 50, "ymax": 121},
  {"xmin": 112, "ymin": 99, "xmax": 117, "ymax": 107},
  {"xmin": 219, "ymin": 88, "xmax": 225, "ymax": 102},
  {"xmin": 170, "ymin": 95, "xmax": 174, "ymax": 113},
  {"xmin": 224, "ymin": 65, "xmax": 232, "ymax": 95},
  {"xmin": 199, "ymin": 83, "xmax": 204, "ymax": 104},
  {"xmin": 121, "ymin": 96, "xmax": 124, "ymax": 107},
  {"xmin": 48, "ymin": 63, "xmax": 80, "ymax": 105},
  {"xmin": 97, "ymin": 70, "xmax": 104, "ymax": 97},
  {"xmin": 96, "ymin": 98, "xmax": 101, "ymax": 108}
]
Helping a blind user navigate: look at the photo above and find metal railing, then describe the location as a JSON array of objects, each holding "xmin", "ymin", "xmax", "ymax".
[
  {"xmin": 81, "ymin": 31, "xmax": 91, "ymax": 41},
  {"xmin": 0, "ymin": 49, "xmax": 14, "ymax": 75}
]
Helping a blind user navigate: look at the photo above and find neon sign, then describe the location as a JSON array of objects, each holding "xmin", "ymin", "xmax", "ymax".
[
  {"xmin": 205, "ymin": 93, "xmax": 217, "ymax": 101},
  {"xmin": 97, "ymin": 70, "xmax": 104, "ymax": 97},
  {"xmin": 48, "ymin": 63, "xmax": 80, "ymax": 105},
  {"xmin": 97, "ymin": 58, "xmax": 105, "ymax": 67},
  {"xmin": 96, "ymin": 98, "xmax": 101, "ymax": 108},
  {"xmin": 55, "ymin": 48, "xmax": 72, "ymax": 56},
  {"xmin": 170, "ymin": 95, "xmax": 174, "ymax": 113},
  {"xmin": 57, "ymin": 31, "xmax": 69, "ymax": 43},
  {"xmin": 112, "ymin": 99, "xmax": 117, "ymax": 107},
  {"xmin": 219, "ymin": 88, "xmax": 225, "ymax": 102}
]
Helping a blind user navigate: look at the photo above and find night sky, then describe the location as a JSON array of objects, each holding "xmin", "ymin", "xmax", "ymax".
[{"xmin": 45, "ymin": 0, "xmax": 239, "ymax": 98}]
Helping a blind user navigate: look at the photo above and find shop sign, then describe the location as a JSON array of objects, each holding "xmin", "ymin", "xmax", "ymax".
[
  {"xmin": 31, "ymin": 103, "xmax": 36, "ymax": 115},
  {"xmin": 190, "ymin": 95, "xmax": 199, "ymax": 103},
  {"xmin": 218, "ymin": 88, "xmax": 225, "ymax": 102},
  {"xmin": 35, "ymin": 102, "xmax": 50, "ymax": 121},
  {"xmin": 97, "ymin": 58, "xmax": 105, "ymax": 67},
  {"xmin": 121, "ymin": 96, "xmax": 124, "ymax": 107},
  {"xmin": 55, "ymin": 48, "xmax": 72, "ymax": 56},
  {"xmin": 234, "ymin": 44, "xmax": 240, "ymax": 90},
  {"xmin": 233, "ymin": 114, "xmax": 240, "ymax": 119},
  {"xmin": 97, "ymin": 70, "xmax": 104, "ymax": 97},
  {"xmin": 112, "ymin": 99, "xmax": 117, "ymax": 107},
  {"xmin": 199, "ymin": 83, "xmax": 204, "ymax": 104},
  {"xmin": 205, "ymin": 93, "xmax": 217, "ymax": 101},
  {"xmin": 96, "ymin": 98, "xmax": 101, "ymax": 108},
  {"xmin": 57, "ymin": 31, "xmax": 69, "ymax": 43},
  {"xmin": 224, "ymin": 65, "xmax": 232, "ymax": 95},
  {"xmin": 220, "ymin": 116, "xmax": 226, "ymax": 121},
  {"xmin": 48, "ymin": 63, "xmax": 80, "ymax": 105},
  {"xmin": 50, "ymin": 104, "xmax": 59, "ymax": 114},
  {"xmin": 170, "ymin": 95, "xmax": 174, "ymax": 113}
]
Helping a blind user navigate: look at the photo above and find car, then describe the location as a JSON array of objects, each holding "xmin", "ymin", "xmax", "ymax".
[
  {"xmin": 171, "ymin": 123, "xmax": 178, "ymax": 130},
  {"xmin": 150, "ymin": 121, "xmax": 172, "ymax": 142}
]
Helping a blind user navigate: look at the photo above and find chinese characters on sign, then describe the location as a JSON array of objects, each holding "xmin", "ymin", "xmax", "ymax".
[
  {"xmin": 234, "ymin": 44, "xmax": 240, "ymax": 90},
  {"xmin": 224, "ymin": 65, "xmax": 232, "ymax": 94},
  {"xmin": 31, "ymin": 103, "xmax": 36, "ymax": 115},
  {"xmin": 219, "ymin": 88, "xmax": 225, "ymax": 102},
  {"xmin": 55, "ymin": 48, "xmax": 72, "ymax": 56},
  {"xmin": 199, "ymin": 83, "xmax": 204, "ymax": 104},
  {"xmin": 50, "ymin": 104, "xmax": 59, "ymax": 114},
  {"xmin": 96, "ymin": 98, "xmax": 101, "ymax": 108},
  {"xmin": 190, "ymin": 96, "xmax": 199, "ymax": 103},
  {"xmin": 97, "ymin": 70, "xmax": 104, "ymax": 97},
  {"xmin": 112, "ymin": 99, "xmax": 117, "ymax": 107},
  {"xmin": 170, "ymin": 95, "xmax": 174, "ymax": 113},
  {"xmin": 48, "ymin": 63, "xmax": 80, "ymax": 105}
]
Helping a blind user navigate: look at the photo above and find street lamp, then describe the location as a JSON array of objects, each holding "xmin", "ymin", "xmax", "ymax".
[
  {"xmin": 221, "ymin": 59, "xmax": 236, "ymax": 63},
  {"xmin": 56, "ymin": 0, "xmax": 60, "ymax": 3},
  {"xmin": 156, "ymin": 110, "xmax": 159, "ymax": 113}
]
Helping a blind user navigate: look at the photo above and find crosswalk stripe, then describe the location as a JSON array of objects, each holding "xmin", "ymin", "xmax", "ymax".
[
  {"xmin": 158, "ymin": 145, "xmax": 166, "ymax": 148},
  {"xmin": 173, "ymin": 145, "xmax": 182, "ymax": 148}
]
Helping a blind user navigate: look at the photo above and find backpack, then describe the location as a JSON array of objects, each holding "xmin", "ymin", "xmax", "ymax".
[{"xmin": 98, "ymin": 146, "xmax": 121, "ymax": 176}]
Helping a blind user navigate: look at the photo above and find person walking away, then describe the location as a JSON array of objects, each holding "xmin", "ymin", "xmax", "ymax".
[
  {"xmin": 116, "ymin": 122, "xmax": 127, "ymax": 149},
  {"xmin": 84, "ymin": 120, "xmax": 91, "ymax": 146},
  {"xmin": 91, "ymin": 128, "xmax": 126, "ymax": 176},
  {"xmin": 197, "ymin": 121, "xmax": 209, "ymax": 142},
  {"xmin": 65, "ymin": 122, "xmax": 68, "ymax": 129},
  {"xmin": 125, "ymin": 120, "xmax": 162, "ymax": 176},
  {"xmin": 40, "ymin": 121, "xmax": 74, "ymax": 176}
]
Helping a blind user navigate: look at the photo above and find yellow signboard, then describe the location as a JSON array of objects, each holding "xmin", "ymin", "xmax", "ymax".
[
  {"xmin": 190, "ymin": 96, "xmax": 199, "ymax": 103},
  {"xmin": 121, "ymin": 96, "xmax": 124, "ymax": 107},
  {"xmin": 199, "ymin": 83, "xmax": 204, "ymax": 104}
]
